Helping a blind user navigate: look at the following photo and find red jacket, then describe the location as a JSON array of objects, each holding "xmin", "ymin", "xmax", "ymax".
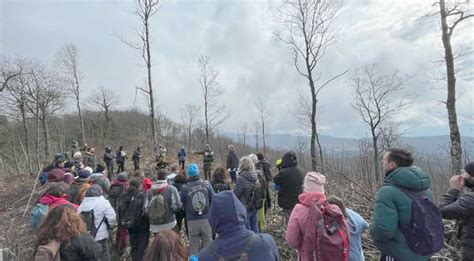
[
  {"xmin": 39, "ymin": 194, "xmax": 79, "ymax": 210},
  {"xmin": 143, "ymin": 178, "xmax": 153, "ymax": 192}
]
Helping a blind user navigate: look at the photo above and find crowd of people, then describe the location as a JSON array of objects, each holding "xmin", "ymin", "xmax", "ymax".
[{"xmin": 30, "ymin": 142, "xmax": 474, "ymax": 261}]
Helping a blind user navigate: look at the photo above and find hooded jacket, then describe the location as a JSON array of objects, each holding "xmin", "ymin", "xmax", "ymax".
[
  {"xmin": 59, "ymin": 232, "xmax": 103, "ymax": 261},
  {"xmin": 78, "ymin": 195, "xmax": 116, "ymax": 241},
  {"xmin": 273, "ymin": 151, "xmax": 304, "ymax": 210},
  {"xmin": 346, "ymin": 208, "xmax": 369, "ymax": 261},
  {"xmin": 89, "ymin": 173, "xmax": 111, "ymax": 195},
  {"xmin": 177, "ymin": 148, "xmax": 186, "ymax": 161},
  {"xmin": 199, "ymin": 191, "xmax": 279, "ymax": 261},
  {"xmin": 226, "ymin": 150, "xmax": 239, "ymax": 170},
  {"xmin": 439, "ymin": 187, "xmax": 474, "ymax": 248},
  {"xmin": 370, "ymin": 166, "xmax": 432, "ymax": 261},
  {"xmin": 39, "ymin": 194, "xmax": 78, "ymax": 210},
  {"xmin": 180, "ymin": 176, "xmax": 215, "ymax": 221},
  {"xmin": 145, "ymin": 180, "xmax": 182, "ymax": 233},
  {"xmin": 234, "ymin": 170, "xmax": 259, "ymax": 210}
]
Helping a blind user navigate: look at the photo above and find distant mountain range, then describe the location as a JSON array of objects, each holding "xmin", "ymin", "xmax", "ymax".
[{"xmin": 224, "ymin": 133, "xmax": 474, "ymax": 156}]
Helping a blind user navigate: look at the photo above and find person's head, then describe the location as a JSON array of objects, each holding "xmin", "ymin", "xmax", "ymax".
[
  {"xmin": 128, "ymin": 178, "xmax": 141, "ymax": 192},
  {"xmin": 134, "ymin": 169, "xmax": 145, "ymax": 178},
  {"xmin": 187, "ymin": 163, "xmax": 200, "ymax": 177},
  {"xmin": 73, "ymin": 152, "xmax": 82, "ymax": 160},
  {"xmin": 35, "ymin": 204, "xmax": 86, "ymax": 248},
  {"xmin": 281, "ymin": 151, "xmax": 298, "ymax": 168},
  {"xmin": 462, "ymin": 162, "xmax": 474, "ymax": 188},
  {"xmin": 119, "ymin": 145, "xmax": 124, "ymax": 150},
  {"xmin": 48, "ymin": 168, "xmax": 65, "ymax": 183},
  {"xmin": 78, "ymin": 169, "xmax": 91, "ymax": 179},
  {"xmin": 117, "ymin": 172, "xmax": 128, "ymax": 182},
  {"xmin": 212, "ymin": 167, "xmax": 230, "ymax": 183},
  {"xmin": 181, "ymin": 145, "xmax": 185, "ymax": 149},
  {"xmin": 256, "ymin": 153, "xmax": 265, "ymax": 161},
  {"xmin": 174, "ymin": 170, "xmax": 187, "ymax": 183},
  {"xmin": 143, "ymin": 230, "xmax": 188, "ymax": 261},
  {"xmin": 239, "ymin": 156, "xmax": 255, "ymax": 172},
  {"xmin": 87, "ymin": 147, "xmax": 95, "ymax": 154},
  {"xmin": 303, "ymin": 172, "xmax": 326, "ymax": 193},
  {"xmin": 46, "ymin": 182, "xmax": 69, "ymax": 197},
  {"xmin": 326, "ymin": 196, "xmax": 348, "ymax": 217},
  {"xmin": 209, "ymin": 191, "xmax": 247, "ymax": 235},
  {"xmin": 104, "ymin": 146, "xmax": 111, "ymax": 153},
  {"xmin": 276, "ymin": 159, "xmax": 282, "ymax": 169},
  {"xmin": 205, "ymin": 144, "xmax": 210, "ymax": 150},
  {"xmin": 382, "ymin": 148, "xmax": 414, "ymax": 175},
  {"xmin": 157, "ymin": 169, "xmax": 168, "ymax": 181},
  {"xmin": 54, "ymin": 159, "xmax": 65, "ymax": 169},
  {"xmin": 228, "ymin": 144, "xmax": 235, "ymax": 152},
  {"xmin": 63, "ymin": 173, "xmax": 74, "ymax": 185},
  {"xmin": 170, "ymin": 163, "xmax": 179, "ymax": 173},
  {"xmin": 94, "ymin": 163, "xmax": 105, "ymax": 174},
  {"xmin": 248, "ymin": 154, "xmax": 258, "ymax": 165},
  {"xmin": 85, "ymin": 184, "xmax": 102, "ymax": 197}
]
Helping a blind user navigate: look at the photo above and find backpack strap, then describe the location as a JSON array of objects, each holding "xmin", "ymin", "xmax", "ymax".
[{"xmin": 208, "ymin": 233, "xmax": 258, "ymax": 261}]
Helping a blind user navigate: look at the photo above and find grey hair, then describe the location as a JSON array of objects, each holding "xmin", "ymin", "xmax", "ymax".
[
  {"xmin": 228, "ymin": 144, "xmax": 235, "ymax": 151},
  {"xmin": 248, "ymin": 154, "xmax": 258, "ymax": 164},
  {"xmin": 239, "ymin": 156, "xmax": 255, "ymax": 172}
]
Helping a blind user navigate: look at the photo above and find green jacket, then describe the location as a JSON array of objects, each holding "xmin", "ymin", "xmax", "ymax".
[{"xmin": 370, "ymin": 166, "xmax": 432, "ymax": 261}]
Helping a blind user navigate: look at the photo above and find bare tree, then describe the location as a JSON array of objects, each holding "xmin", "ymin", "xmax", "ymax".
[
  {"xmin": 436, "ymin": 0, "xmax": 473, "ymax": 175},
  {"xmin": 275, "ymin": 0, "xmax": 348, "ymax": 170},
  {"xmin": 252, "ymin": 120, "xmax": 261, "ymax": 152},
  {"xmin": 56, "ymin": 43, "xmax": 86, "ymax": 145},
  {"xmin": 255, "ymin": 98, "xmax": 272, "ymax": 155},
  {"xmin": 351, "ymin": 64, "xmax": 409, "ymax": 183},
  {"xmin": 89, "ymin": 86, "xmax": 120, "ymax": 146},
  {"xmin": 121, "ymin": 0, "xmax": 160, "ymax": 149},
  {"xmin": 180, "ymin": 103, "xmax": 201, "ymax": 151},
  {"xmin": 0, "ymin": 55, "xmax": 22, "ymax": 93},
  {"xmin": 197, "ymin": 55, "xmax": 230, "ymax": 144}
]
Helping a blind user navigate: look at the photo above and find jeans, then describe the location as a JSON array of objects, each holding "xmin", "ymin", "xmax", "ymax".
[
  {"xmin": 133, "ymin": 160, "xmax": 140, "ymax": 170},
  {"xmin": 106, "ymin": 164, "xmax": 113, "ymax": 180},
  {"xmin": 188, "ymin": 219, "xmax": 213, "ymax": 255},
  {"xmin": 116, "ymin": 161, "xmax": 125, "ymax": 173},
  {"xmin": 98, "ymin": 239, "xmax": 110, "ymax": 261},
  {"xmin": 230, "ymin": 170, "xmax": 237, "ymax": 183},
  {"xmin": 203, "ymin": 163, "xmax": 212, "ymax": 180},
  {"xmin": 179, "ymin": 160, "xmax": 185, "ymax": 170},
  {"xmin": 246, "ymin": 210, "xmax": 259, "ymax": 233},
  {"xmin": 175, "ymin": 210, "xmax": 187, "ymax": 236}
]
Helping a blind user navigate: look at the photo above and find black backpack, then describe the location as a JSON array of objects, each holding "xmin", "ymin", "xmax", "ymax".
[
  {"xmin": 119, "ymin": 191, "xmax": 144, "ymax": 229},
  {"xmin": 246, "ymin": 172, "xmax": 266, "ymax": 211},
  {"xmin": 212, "ymin": 182, "xmax": 231, "ymax": 193},
  {"xmin": 80, "ymin": 210, "xmax": 105, "ymax": 238},
  {"xmin": 209, "ymin": 233, "xmax": 259, "ymax": 261},
  {"xmin": 108, "ymin": 183, "xmax": 125, "ymax": 211}
]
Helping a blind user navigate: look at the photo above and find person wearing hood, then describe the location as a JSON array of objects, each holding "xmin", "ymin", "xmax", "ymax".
[
  {"xmin": 273, "ymin": 151, "xmax": 304, "ymax": 225},
  {"xmin": 78, "ymin": 184, "xmax": 116, "ymax": 261},
  {"xmin": 286, "ymin": 172, "xmax": 349, "ymax": 261},
  {"xmin": 199, "ymin": 191, "xmax": 279, "ymax": 261},
  {"xmin": 180, "ymin": 163, "xmax": 215, "ymax": 255},
  {"xmin": 439, "ymin": 161, "xmax": 474, "ymax": 260},
  {"xmin": 68, "ymin": 169, "xmax": 92, "ymax": 205},
  {"xmin": 145, "ymin": 168, "xmax": 182, "ymax": 234},
  {"xmin": 177, "ymin": 145, "xmax": 187, "ymax": 170},
  {"xmin": 226, "ymin": 145, "xmax": 239, "ymax": 184},
  {"xmin": 370, "ymin": 148, "xmax": 434, "ymax": 261},
  {"xmin": 132, "ymin": 146, "xmax": 141, "ymax": 170},
  {"xmin": 327, "ymin": 196, "xmax": 369, "ymax": 261},
  {"xmin": 234, "ymin": 156, "xmax": 263, "ymax": 233},
  {"xmin": 89, "ymin": 163, "xmax": 111, "ymax": 195}
]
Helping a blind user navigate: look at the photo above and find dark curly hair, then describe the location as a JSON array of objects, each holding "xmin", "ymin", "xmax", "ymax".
[{"xmin": 143, "ymin": 230, "xmax": 188, "ymax": 261}]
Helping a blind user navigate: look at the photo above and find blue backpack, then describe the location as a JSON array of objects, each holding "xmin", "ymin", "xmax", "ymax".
[
  {"xmin": 394, "ymin": 185, "xmax": 444, "ymax": 256},
  {"xmin": 30, "ymin": 203, "xmax": 49, "ymax": 230}
]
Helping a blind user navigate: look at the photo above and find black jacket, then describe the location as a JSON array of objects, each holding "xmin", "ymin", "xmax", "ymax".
[
  {"xmin": 440, "ymin": 188, "xmax": 474, "ymax": 247},
  {"xmin": 256, "ymin": 160, "xmax": 272, "ymax": 182},
  {"xmin": 273, "ymin": 151, "xmax": 304, "ymax": 210},
  {"xmin": 59, "ymin": 232, "xmax": 102, "ymax": 261},
  {"xmin": 226, "ymin": 150, "xmax": 239, "ymax": 170}
]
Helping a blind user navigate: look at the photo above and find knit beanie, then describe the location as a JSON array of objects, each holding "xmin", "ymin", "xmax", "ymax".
[
  {"xmin": 48, "ymin": 168, "xmax": 65, "ymax": 183},
  {"xmin": 465, "ymin": 162, "xmax": 474, "ymax": 176},
  {"xmin": 304, "ymin": 172, "xmax": 326, "ymax": 193},
  {"xmin": 117, "ymin": 172, "xmax": 128, "ymax": 181},
  {"xmin": 187, "ymin": 164, "xmax": 200, "ymax": 177},
  {"xmin": 85, "ymin": 184, "xmax": 102, "ymax": 197},
  {"xmin": 63, "ymin": 173, "xmax": 74, "ymax": 185},
  {"xmin": 78, "ymin": 169, "xmax": 91, "ymax": 179},
  {"xmin": 83, "ymin": 167, "xmax": 93, "ymax": 174}
]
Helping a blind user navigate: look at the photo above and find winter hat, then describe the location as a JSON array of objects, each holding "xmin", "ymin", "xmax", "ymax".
[
  {"xmin": 85, "ymin": 184, "xmax": 102, "ymax": 197},
  {"xmin": 73, "ymin": 151, "xmax": 82, "ymax": 159},
  {"xmin": 464, "ymin": 162, "xmax": 474, "ymax": 176},
  {"xmin": 117, "ymin": 172, "xmax": 128, "ymax": 181},
  {"xmin": 48, "ymin": 168, "xmax": 65, "ymax": 183},
  {"xmin": 95, "ymin": 163, "xmax": 105, "ymax": 173},
  {"xmin": 78, "ymin": 169, "xmax": 91, "ymax": 179},
  {"xmin": 63, "ymin": 173, "xmax": 74, "ymax": 185},
  {"xmin": 46, "ymin": 182, "xmax": 69, "ymax": 197},
  {"xmin": 187, "ymin": 164, "xmax": 200, "ymax": 177},
  {"xmin": 83, "ymin": 167, "xmax": 93, "ymax": 174},
  {"xmin": 304, "ymin": 172, "xmax": 326, "ymax": 193}
]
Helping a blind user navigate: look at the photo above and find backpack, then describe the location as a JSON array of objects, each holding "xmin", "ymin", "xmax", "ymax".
[
  {"xmin": 307, "ymin": 200, "xmax": 349, "ymax": 261},
  {"xmin": 33, "ymin": 240, "xmax": 61, "ymax": 261},
  {"xmin": 394, "ymin": 185, "xmax": 444, "ymax": 256},
  {"xmin": 147, "ymin": 187, "xmax": 172, "ymax": 225},
  {"xmin": 30, "ymin": 203, "xmax": 49, "ymax": 230},
  {"xmin": 119, "ymin": 191, "xmax": 144, "ymax": 229},
  {"xmin": 80, "ymin": 210, "xmax": 105, "ymax": 238},
  {"xmin": 246, "ymin": 172, "xmax": 266, "ymax": 211},
  {"xmin": 186, "ymin": 180, "xmax": 210, "ymax": 216},
  {"xmin": 68, "ymin": 182, "xmax": 89, "ymax": 205},
  {"xmin": 213, "ymin": 182, "xmax": 230, "ymax": 193},
  {"xmin": 108, "ymin": 183, "xmax": 125, "ymax": 211},
  {"xmin": 209, "ymin": 233, "xmax": 259, "ymax": 261}
]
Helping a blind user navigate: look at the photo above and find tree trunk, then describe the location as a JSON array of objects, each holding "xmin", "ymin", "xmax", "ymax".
[
  {"xmin": 145, "ymin": 16, "xmax": 157, "ymax": 149},
  {"xmin": 188, "ymin": 125, "xmax": 192, "ymax": 151},
  {"xmin": 41, "ymin": 117, "xmax": 50, "ymax": 160},
  {"xmin": 439, "ymin": 0, "xmax": 463, "ymax": 176},
  {"xmin": 204, "ymin": 99, "xmax": 209, "ymax": 144},
  {"xmin": 371, "ymin": 127, "xmax": 380, "ymax": 184},
  {"xmin": 35, "ymin": 106, "xmax": 41, "ymax": 168},
  {"xmin": 309, "ymin": 75, "xmax": 318, "ymax": 171},
  {"xmin": 76, "ymin": 96, "xmax": 86, "ymax": 146},
  {"xmin": 20, "ymin": 104, "xmax": 33, "ymax": 174},
  {"xmin": 262, "ymin": 120, "xmax": 266, "ymax": 155}
]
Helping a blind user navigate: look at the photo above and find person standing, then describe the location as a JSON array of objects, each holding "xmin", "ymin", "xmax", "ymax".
[
  {"xmin": 116, "ymin": 146, "xmax": 127, "ymax": 174},
  {"xmin": 177, "ymin": 145, "xmax": 186, "ymax": 170},
  {"xmin": 132, "ymin": 146, "xmax": 141, "ymax": 170},
  {"xmin": 439, "ymin": 161, "xmax": 474, "ymax": 261},
  {"xmin": 226, "ymin": 145, "xmax": 239, "ymax": 184},
  {"xmin": 84, "ymin": 147, "xmax": 96, "ymax": 169},
  {"xmin": 103, "ymin": 146, "xmax": 114, "ymax": 180},
  {"xmin": 194, "ymin": 144, "xmax": 214, "ymax": 180}
]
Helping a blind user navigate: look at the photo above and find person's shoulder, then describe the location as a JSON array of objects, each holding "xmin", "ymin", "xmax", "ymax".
[{"xmin": 255, "ymin": 233, "xmax": 278, "ymax": 253}]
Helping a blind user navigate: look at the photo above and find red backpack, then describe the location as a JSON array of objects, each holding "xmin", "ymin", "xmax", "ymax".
[{"xmin": 306, "ymin": 199, "xmax": 349, "ymax": 261}]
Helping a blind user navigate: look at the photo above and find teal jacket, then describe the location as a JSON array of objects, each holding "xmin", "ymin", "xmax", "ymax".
[{"xmin": 370, "ymin": 166, "xmax": 432, "ymax": 261}]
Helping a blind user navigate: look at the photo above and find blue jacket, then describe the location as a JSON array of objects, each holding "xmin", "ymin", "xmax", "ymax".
[
  {"xmin": 346, "ymin": 208, "xmax": 369, "ymax": 261},
  {"xmin": 199, "ymin": 191, "xmax": 279, "ymax": 261},
  {"xmin": 177, "ymin": 148, "xmax": 186, "ymax": 161},
  {"xmin": 180, "ymin": 176, "xmax": 214, "ymax": 221}
]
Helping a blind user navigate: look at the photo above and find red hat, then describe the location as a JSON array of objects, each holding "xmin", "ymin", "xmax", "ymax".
[{"xmin": 48, "ymin": 168, "xmax": 65, "ymax": 183}]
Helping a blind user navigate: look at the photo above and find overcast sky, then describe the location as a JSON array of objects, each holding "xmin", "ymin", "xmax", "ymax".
[{"xmin": 1, "ymin": 0, "xmax": 473, "ymax": 138}]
